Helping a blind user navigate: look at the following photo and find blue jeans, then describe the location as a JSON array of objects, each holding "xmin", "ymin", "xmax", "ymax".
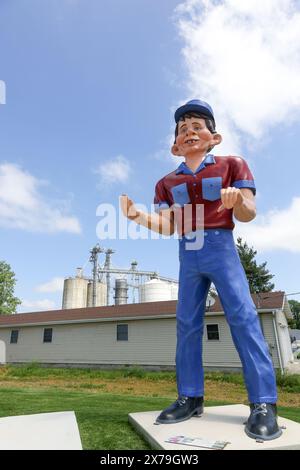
[{"xmin": 176, "ymin": 228, "xmax": 277, "ymax": 403}]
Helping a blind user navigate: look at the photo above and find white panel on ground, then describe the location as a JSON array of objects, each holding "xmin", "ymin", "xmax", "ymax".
[
  {"xmin": 0, "ymin": 411, "xmax": 82, "ymax": 450},
  {"xmin": 129, "ymin": 404, "xmax": 300, "ymax": 450}
]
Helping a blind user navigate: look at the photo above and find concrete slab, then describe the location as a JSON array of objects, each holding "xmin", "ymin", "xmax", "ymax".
[
  {"xmin": 0, "ymin": 411, "xmax": 82, "ymax": 450},
  {"xmin": 129, "ymin": 404, "xmax": 300, "ymax": 450}
]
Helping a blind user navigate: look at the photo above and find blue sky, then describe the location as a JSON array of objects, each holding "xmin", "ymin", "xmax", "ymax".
[{"xmin": 1, "ymin": 0, "xmax": 300, "ymax": 312}]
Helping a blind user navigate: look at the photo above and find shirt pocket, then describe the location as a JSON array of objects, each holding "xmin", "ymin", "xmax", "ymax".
[
  {"xmin": 171, "ymin": 182, "xmax": 191, "ymax": 206},
  {"xmin": 202, "ymin": 177, "xmax": 222, "ymax": 201}
]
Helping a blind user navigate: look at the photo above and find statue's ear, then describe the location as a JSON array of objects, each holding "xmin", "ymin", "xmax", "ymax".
[
  {"xmin": 213, "ymin": 133, "xmax": 222, "ymax": 146},
  {"xmin": 171, "ymin": 144, "xmax": 181, "ymax": 156}
]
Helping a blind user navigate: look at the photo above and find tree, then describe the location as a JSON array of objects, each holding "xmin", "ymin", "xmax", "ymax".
[
  {"xmin": 0, "ymin": 260, "xmax": 21, "ymax": 314},
  {"xmin": 236, "ymin": 237, "xmax": 275, "ymax": 293},
  {"xmin": 288, "ymin": 300, "xmax": 300, "ymax": 330}
]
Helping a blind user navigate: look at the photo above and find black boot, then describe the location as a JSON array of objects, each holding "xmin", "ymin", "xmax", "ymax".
[
  {"xmin": 245, "ymin": 403, "xmax": 282, "ymax": 441},
  {"xmin": 156, "ymin": 396, "xmax": 204, "ymax": 424}
]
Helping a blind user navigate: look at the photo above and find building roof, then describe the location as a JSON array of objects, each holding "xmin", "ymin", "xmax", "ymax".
[{"xmin": 0, "ymin": 291, "xmax": 292, "ymax": 328}]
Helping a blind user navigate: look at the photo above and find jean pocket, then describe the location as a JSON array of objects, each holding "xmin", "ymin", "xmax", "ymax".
[
  {"xmin": 171, "ymin": 182, "xmax": 191, "ymax": 206},
  {"xmin": 206, "ymin": 230, "xmax": 234, "ymax": 249},
  {"xmin": 202, "ymin": 177, "xmax": 222, "ymax": 201}
]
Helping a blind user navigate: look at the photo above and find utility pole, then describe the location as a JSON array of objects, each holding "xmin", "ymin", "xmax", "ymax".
[
  {"xmin": 103, "ymin": 249, "xmax": 115, "ymax": 305},
  {"xmin": 89, "ymin": 244, "xmax": 103, "ymax": 307}
]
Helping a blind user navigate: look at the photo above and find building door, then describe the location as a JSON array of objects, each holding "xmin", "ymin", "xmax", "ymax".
[{"xmin": 0, "ymin": 340, "xmax": 6, "ymax": 364}]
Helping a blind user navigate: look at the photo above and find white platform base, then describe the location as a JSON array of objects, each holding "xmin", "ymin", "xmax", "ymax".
[
  {"xmin": 0, "ymin": 411, "xmax": 82, "ymax": 450},
  {"xmin": 129, "ymin": 404, "xmax": 300, "ymax": 450}
]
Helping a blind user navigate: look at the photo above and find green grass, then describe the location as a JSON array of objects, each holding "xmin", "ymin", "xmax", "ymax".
[
  {"xmin": 0, "ymin": 385, "xmax": 299, "ymax": 450},
  {"xmin": 2, "ymin": 363, "xmax": 175, "ymax": 381},
  {"xmin": 1, "ymin": 364, "xmax": 300, "ymax": 449},
  {"xmin": 0, "ymin": 386, "xmax": 205, "ymax": 450},
  {"xmin": 275, "ymin": 372, "xmax": 300, "ymax": 393},
  {"xmin": 205, "ymin": 370, "xmax": 300, "ymax": 393},
  {"xmin": 0, "ymin": 386, "xmax": 154, "ymax": 449},
  {"xmin": 3, "ymin": 363, "xmax": 300, "ymax": 393}
]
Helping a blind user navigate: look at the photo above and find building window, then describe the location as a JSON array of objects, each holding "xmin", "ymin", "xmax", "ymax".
[
  {"xmin": 43, "ymin": 328, "xmax": 53, "ymax": 343},
  {"xmin": 117, "ymin": 324, "xmax": 128, "ymax": 341},
  {"xmin": 10, "ymin": 330, "xmax": 19, "ymax": 344},
  {"xmin": 206, "ymin": 324, "xmax": 220, "ymax": 341}
]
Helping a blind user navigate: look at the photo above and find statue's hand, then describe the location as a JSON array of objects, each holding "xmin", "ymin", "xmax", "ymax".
[
  {"xmin": 120, "ymin": 194, "xmax": 140, "ymax": 220},
  {"xmin": 217, "ymin": 187, "xmax": 243, "ymax": 212}
]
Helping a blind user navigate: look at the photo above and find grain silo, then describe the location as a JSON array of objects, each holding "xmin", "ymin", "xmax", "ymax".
[
  {"xmin": 139, "ymin": 279, "xmax": 173, "ymax": 303},
  {"xmin": 61, "ymin": 246, "xmax": 179, "ymax": 308},
  {"xmin": 62, "ymin": 272, "xmax": 89, "ymax": 309},
  {"xmin": 86, "ymin": 281, "xmax": 107, "ymax": 307},
  {"xmin": 114, "ymin": 278, "xmax": 128, "ymax": 305}
]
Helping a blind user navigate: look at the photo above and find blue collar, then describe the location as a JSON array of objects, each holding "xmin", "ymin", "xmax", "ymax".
[{"xmin": 175, "ymin": 154, "xmax": 216, "ymax": 175}]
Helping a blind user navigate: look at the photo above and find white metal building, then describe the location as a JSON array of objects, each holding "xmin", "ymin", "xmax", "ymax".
[{"xmin": 0, "ymin": 291, "xmax": 293, "ymax": 373}]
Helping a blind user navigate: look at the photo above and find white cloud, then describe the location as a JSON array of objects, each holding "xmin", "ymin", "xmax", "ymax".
[
  {"xmin": 235, "ymin": 197, "xmax": 300, "ymax": 253},
  {"xmin": 0, "ymin": 163, "xmax": 81, "ymax": 233},
  {"xmin": 19, "ymin": 299, "xmax": 57, "ymax": 312},
  {"xmin": 174, "ymin": 0, "xmax": 300, "ymax": 154},
  {"xmin": 35, "ymin": 277, "xmax": 65, "ymax": 293},
  {"xmin": 94, "ymin": 155, "xmax": 131, "ymax": 185}
]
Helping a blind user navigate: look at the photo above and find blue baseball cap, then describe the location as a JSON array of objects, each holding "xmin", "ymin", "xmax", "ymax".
[{"xmin": 174, "ymin": 99, "xmax": 215, "ymax": 125}]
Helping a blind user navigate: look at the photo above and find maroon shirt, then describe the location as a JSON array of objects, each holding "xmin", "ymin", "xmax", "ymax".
[{"xmin": 154, "ymin": 154, "xmax": 256, "ymax": 234}]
